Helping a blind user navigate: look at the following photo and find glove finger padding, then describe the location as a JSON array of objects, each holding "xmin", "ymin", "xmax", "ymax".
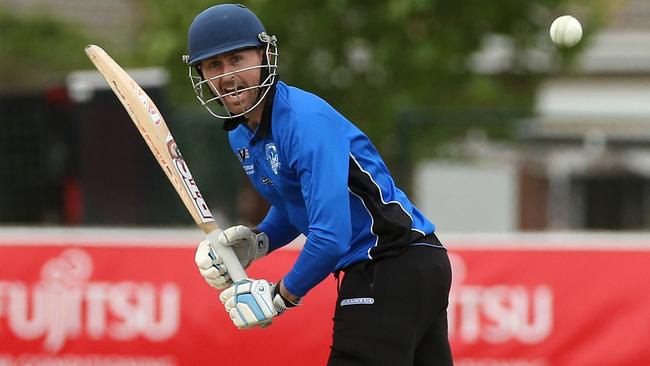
[
  {"xmin": 195, "ymin": 239, "xmax": 232, "ymax": 289},
  {"xmin": 229, "ymin": 309, "xmax": 273, "ymax": 329},
  {"xmin": 219, "ymin": 225, "xmax": 255, "ymax": 248},
  {"xmin": 199, "ymin": 266, "xmax": 221, "ymax": 280},
  {"xmin": 194, "ymin": 239, "xmax": 217, "ymax": 269},
  {"xmin": 206, "ymin": 275, "xmax": 232, "ymax": 290},
  {"xmin": 219, "ymin": 283, "xmax": 236, "ymax": 304},
  {"xmin": 220, "ymin": 278, "xmax": 278, "ymax": 329}
]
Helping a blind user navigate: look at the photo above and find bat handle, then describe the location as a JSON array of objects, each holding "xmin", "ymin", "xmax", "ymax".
[{"xmin": 206, "ymin": 229, "xmax": 248, "ymax": 282}]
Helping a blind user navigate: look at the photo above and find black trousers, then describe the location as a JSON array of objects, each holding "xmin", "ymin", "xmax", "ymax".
[{"xmin": 327, "ymin": 245, "xmax": 453, "ymax": 366}]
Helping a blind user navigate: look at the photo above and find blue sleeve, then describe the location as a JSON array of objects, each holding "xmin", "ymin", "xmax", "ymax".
[
  {"xmin": 282, "ymin": 112, "xmax": 352, "ymax": 297},
  {"xmin": 256, "ymin": 206, "xmax": 301, "ymax": 252}
]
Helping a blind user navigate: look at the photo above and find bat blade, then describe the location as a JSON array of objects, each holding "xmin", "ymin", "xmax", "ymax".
[{"xmin": 84, "ymin": 44, "xmax": 247, "ymax": 282}]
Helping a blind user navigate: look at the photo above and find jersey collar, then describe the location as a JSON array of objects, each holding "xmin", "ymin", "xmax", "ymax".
[{"xmin": 253, "ymin": 82, "xmax": 276, "ymax": 139}]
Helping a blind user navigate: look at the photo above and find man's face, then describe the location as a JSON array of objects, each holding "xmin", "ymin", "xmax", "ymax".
[{"xmin": 200, "ymin": 48, "xmax": 264, "ymax": 116}]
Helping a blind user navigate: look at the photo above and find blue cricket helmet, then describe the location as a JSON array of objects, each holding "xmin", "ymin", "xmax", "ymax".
[
  {"xmin": 184, "ymin": 3, "xmax": 279, "ymax": 120},
  {"xmin": 187, "ymin": 4, "xmax": 266, "ymax": 66}
]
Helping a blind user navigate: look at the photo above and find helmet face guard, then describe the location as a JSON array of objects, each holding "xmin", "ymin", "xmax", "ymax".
[
  {"xmin": 184, "ymin": 4, "xmax": 278, "ymax": 120},
  {"xmin": 188, "ymin": 33, "xmax": 278, "ymax": 119}
]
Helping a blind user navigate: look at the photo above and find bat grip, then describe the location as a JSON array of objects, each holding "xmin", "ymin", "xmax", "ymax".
[{"xmin": 206, "ymin": 229, "xmax": 248, "ymax": 282}]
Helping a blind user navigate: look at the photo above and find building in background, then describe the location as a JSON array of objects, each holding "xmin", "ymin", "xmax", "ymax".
[
  {"xmin": 523, "ymin": 1, "xmax": 650, "ymax": 231},
  {"xmin": 415, "ymin": 0, "xmax": 650, "ymax": 232}
]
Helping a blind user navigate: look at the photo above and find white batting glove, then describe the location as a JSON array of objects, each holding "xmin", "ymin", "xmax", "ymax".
[
  {"xmin": 194, "ymin": 225, "xmax": 269, "ymax": 290},
  {"xmin": 219, "ymin": 225, "xmax": 269, "ymax": 269},
  {"xmin": 194, "ymin": 239, "xmax": 231, "ymax": 289},
  {"xmin": 219, "ymin": 279, "xmax": 298, "ymax": 329}
]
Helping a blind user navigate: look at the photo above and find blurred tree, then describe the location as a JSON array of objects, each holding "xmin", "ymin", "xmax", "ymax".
[
  {"xmin": 134, "ymin": 0, "xmax": 608, "ymax": 147},
  {"xmin": 0, "ymin": 0, "xmax": 613, "ymax": 224},
  {"xmin": 0, "ymin": 9, "xmax": 95, "ymax": 92}
]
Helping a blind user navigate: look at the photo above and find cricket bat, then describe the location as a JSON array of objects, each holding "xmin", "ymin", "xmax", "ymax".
[{"xmin": 84, "ymin": 44, "xmax": 247, "ymax": 282}]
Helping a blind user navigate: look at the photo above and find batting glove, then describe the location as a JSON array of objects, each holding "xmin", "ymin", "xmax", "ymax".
[
  {"xmin": 194, "ymin": 225, "xmax": 269, "ymax": 290},
  {"xmin": 195, "ymin": 239, "xmax": 231, "ymax": 289},
  {"xmin": 219, "ymin": 225, "xmax": 269, "ymax": 269},
  {"xmin": 220, "ymin": 278, "xmax": 299, "ymax": 329}
]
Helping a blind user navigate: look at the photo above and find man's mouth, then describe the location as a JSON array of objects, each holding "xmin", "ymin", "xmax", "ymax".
[{"xmin": 223, "ymin": 86, "xmax": 245, "ymax": 101}]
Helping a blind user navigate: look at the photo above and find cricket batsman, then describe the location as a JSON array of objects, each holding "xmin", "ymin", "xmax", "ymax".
[{"xmin": 189, "ymin": 4, "xmax": 453, "ymax": 365}]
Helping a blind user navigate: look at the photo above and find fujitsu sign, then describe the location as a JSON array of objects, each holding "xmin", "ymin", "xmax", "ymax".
[
  {"xmin": 447, "ymin": 253, "xmax": 554, "ymax": 344},
  {"xmin": 0, "ymin": 249, "xmax": 180, "ymax": 353}
]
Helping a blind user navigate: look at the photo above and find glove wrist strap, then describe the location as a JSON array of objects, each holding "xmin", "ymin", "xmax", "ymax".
[
  {"xmin": 272, "ymin": 283, "xmax": 300, "ymax": 313},
  {"xmin": 255, "ymin": 232, "xmax": 270, "ymax": 258}
]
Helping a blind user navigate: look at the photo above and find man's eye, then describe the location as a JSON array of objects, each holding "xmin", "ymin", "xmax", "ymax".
[
  {"xmin": 232, "ymin": 55, "xmax": 242, "ymax": 63},
  {"xmin": 207, "ymin": 61, "xmax": 220, "ymax": 69}
]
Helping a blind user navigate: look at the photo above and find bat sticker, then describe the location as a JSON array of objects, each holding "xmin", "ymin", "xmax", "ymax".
[
  {"xmin": 166, "ymin": 134, "xmax": 213, "ymax": 222},
  {"xmin": 132, "ymin": 80, "xmax": 163, "ymax": 127}
]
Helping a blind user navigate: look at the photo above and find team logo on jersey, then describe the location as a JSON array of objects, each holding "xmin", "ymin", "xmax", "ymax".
[
  {"xmin": 236, "ymin": 147, "xmax": 249, "ymax": 162},
  {"xmin": 265, "ymin": 143, "xmax": 280, "ymax": 175}
]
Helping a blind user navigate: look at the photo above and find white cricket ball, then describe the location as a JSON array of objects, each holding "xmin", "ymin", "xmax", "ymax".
[{"xmin": 549, "ymin": 15, "xmax": 582, "ymax": 47}]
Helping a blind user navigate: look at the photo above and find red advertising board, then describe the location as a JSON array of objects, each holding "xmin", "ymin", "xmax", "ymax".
[
  {"xmin": 0, "ymin": 229, "xmax": 649, "ymax": 366},
  {"xmin": 446, "ymin": 246, "xmax": 650, "ymax": 366}
]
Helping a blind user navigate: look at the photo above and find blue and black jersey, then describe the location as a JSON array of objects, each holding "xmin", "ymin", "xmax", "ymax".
[{"xmin": 227, "ymin": 81, "xmax": 443, "ymax": 297}]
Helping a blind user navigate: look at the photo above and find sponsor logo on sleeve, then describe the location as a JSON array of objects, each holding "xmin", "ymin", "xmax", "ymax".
[
  {"xmin": 243, "ymin": 164, "xmax": 255, "ymax": 175},
  {"xmin": 236, "ymin": 148, "xmax": 250, "ymax": 163}
]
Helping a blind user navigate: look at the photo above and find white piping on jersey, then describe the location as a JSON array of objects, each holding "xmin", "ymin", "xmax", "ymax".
[
  {"xmin": 349, "ymin": 154, "xmax": 425, "ymax": 236},
  {"xmin": 411, "ymin": 242, "xmax": 445, "ymax": 249}
]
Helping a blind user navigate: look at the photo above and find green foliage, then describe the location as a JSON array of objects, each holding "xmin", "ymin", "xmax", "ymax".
[
  {"xmin": 133, "ymin": 0, "xmax": 605, "ymax": 148},
  {"xmin": 0, "ymin": 0, "xmax": 610, "ymax": 222},
  {"xmin": 0, "ymin": 0, "xmax": 608, "ymax": 148},
  {"xmin": 0, "ymin": 9, "xmax": 94, "ymax": 92},
  {"xmin": 132, "ymin": 0, "xmax": 221, "ymax": 104}
]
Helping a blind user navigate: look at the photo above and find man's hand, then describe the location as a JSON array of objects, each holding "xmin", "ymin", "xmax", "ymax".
[
  {"xmin": 220, "ymin": 278, "xmax": 299, "ymax": 329},
  {"xmin": 194, "ymin": 225, "xmax": 269, "ymax": 290},
  {"xmin": 219, "ymin": 225, "xmax": 269, "ymax": 269},
  {"xmin": 195, "ymin": 239, "xmax": 231, "ymax": 289}
]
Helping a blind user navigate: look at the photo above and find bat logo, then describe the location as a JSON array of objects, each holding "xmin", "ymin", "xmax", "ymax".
[
  {"xmin": 132, "ymin": 81, "xmax": 163, "ymax": 127},
  {"xmin": 166, "ymin": 135, "xmax": 213, "ymax": 221},
  {"xmin": 167, "ymin": 139, "xmax": 183, "ymax": 160}
]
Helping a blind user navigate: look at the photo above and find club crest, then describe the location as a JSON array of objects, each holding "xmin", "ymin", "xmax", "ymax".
[{"xmin": 265, "ymin": 143, "xmax": 280, "ymax": 175}]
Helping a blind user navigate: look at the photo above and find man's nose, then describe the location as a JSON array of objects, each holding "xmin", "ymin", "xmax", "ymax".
[
  {"xmin": 221, "ymin": 70, "xmax": 237, "ymax": 86},
  {"xmin": 221, "ymin": 62, "xmax": 239, "ymax": 77}
]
